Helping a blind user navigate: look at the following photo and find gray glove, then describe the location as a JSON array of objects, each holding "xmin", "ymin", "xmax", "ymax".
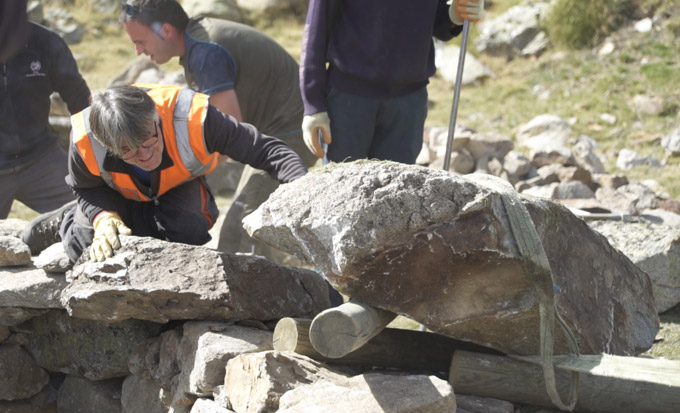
[
  {"xmin": 449, "ymin": 0, "xmax": 484, "ymax": 25},
  {"xmin": 302, "ymin": 112, "xmax": 332, "ymax": 158}
]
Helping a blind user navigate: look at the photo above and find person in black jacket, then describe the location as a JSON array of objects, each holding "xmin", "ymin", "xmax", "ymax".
[{"xmin": 0, "ymin": 21, "xmax": 91, "ymax": 219}]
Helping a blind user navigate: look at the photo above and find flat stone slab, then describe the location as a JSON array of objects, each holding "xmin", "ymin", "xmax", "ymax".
[
  {"xmin": 0, "ymin": 266, "xmax": 67, "ymax": 309},
  {"xmin": 61, "ymin": 236, "xmax": 332, "ymax": 323}
]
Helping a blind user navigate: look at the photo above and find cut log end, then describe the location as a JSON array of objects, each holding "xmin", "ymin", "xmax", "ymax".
[
  {"xmin": 309, "ymin": 308, "xmax": 364, "ymax": 358},
  {"xmin": 309, "ymin": 301, "xmax": 397, "ymax": 358},
  {"xmin": 272, "ymin": 317, "xmax": 302, "ymax": 352}
]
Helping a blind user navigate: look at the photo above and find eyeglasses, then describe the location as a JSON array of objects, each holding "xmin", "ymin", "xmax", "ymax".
[
  {"xmin": 121, "ymin": 3, "xmax": 142, "ymax": 18},
  {"xmin": 120, "ymin": 121, "xmax": 160, "ymax": 160}
]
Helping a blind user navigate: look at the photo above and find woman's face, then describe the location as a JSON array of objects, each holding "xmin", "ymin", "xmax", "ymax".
[{"xmin": 119, "ymin": 119, "xmax": 164, "ymax": 171}]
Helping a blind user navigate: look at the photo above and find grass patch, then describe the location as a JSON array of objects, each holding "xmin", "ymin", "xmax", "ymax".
[
  {"xmin": 388, "ymin": 315, "xmax": 424, "ymax": 331},
  {"xmin": 641, "ymin": 62, "xmax": 677, "ymax": 85},
  {"xmin": 640, "ymin": 41, "xmax": 673, "ymax": 58},
  {"xmin": 253, "ymin": 14, "xmax": 306, "ymax": 62},
  {"xmin": 544, "ymin": 0, "xmax": 635, "ymax": 49},
  {"xmin": 9, "ymin": 202, "xmax": 39, "ymax": 222},
  {"xmin": 644, "ymin": 304, "xmax": 680, "ymax": 360}
]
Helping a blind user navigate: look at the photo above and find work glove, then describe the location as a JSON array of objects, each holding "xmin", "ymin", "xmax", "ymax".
[
  {"xmin": 89, "ymin": 211, "xmax": 132, "ymax": 262},
  {"xmin": 302, "ymin": 112, "xmax": 332, "ymax": 158},
  {"xmin": 449, "ymin": 0, "xmax": 484, "ymax": 25}
]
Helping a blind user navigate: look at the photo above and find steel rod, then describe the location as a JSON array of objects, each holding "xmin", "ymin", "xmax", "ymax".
[{"xmin": 442, "ymin": 20, "xmax": 470, "ymax": 172}]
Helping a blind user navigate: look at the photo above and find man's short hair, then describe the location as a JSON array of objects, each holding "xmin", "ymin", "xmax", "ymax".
[
  {"xmin": 89, "ymin": 85, "xmax": 157, "ymax": 157},
  {"xmin": 120, "ymin": 0, "xmax": 189, "ymax": 32}
]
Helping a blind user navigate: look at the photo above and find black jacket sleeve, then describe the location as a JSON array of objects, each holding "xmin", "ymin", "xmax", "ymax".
[
  {"xmin": 202, "ymin": 105, "xmax": 307, "ymax": 183},
  {"xmin": 47, "ymin": 28, "xmax": 90, "ymax": 113}
]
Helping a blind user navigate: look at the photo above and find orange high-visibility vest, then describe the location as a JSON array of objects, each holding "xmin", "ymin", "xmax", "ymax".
[{"xmin": 71, "ymin": 85, "xmax": 219, "ymax": 201}]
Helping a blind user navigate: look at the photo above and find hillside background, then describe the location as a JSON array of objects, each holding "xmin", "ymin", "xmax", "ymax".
[
  {"xmin": 7, "ymin": 0, "xmax": 680, "ymax": 359},
  {"xmin": 9, "ymin": 0, "xmax": 680, "ymax": 217}
]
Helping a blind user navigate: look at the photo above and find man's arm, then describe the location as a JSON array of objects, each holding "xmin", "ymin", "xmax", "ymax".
[
  {"xmin": 185, "ymin": 41, "xmax": 241, "ymax": 120},
  {"xmin": 209, "ymin": 90, "xmax": 242, "ymax": 162},
  {"xmin": 203, "ymin": 105, "xmax": 306, "ymax": 183},
  {"xmin": 209, "ymin": 89, "xmax": 243, "ymax": 122},
  {"xmin": 186, "ymin": 42, "xmax": 242, "ymax": 163}
]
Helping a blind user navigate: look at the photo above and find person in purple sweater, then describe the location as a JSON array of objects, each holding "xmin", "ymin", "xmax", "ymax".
[{"xmin": 300, "ymin": 0, "xmax": 484, "ymax": 164}]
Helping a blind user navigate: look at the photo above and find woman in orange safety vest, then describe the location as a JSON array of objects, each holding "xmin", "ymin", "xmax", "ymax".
[{"xmin": 23, "ymin": 84, "xmax": 307, "ymax": 263}]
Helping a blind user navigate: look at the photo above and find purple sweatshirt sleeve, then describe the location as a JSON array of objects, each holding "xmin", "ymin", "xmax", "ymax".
[
  {"xmin": 434, "ymin": 0, "xmax": 461, "ymax": 40},
  {"xmin": 299, "ymin": 0, "xmax": 332, "ymax": 116}
]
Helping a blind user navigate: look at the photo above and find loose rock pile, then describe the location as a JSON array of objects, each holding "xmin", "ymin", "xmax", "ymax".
[
  {"xmin": 418, "ymin": 113, "xmax": 680, "ymax": 314},
  {"xmin": 0, "ymin": 234, "xmax": 334, "ymax": 412}
]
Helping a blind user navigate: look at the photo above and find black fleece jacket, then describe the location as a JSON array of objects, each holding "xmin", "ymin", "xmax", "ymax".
[{"xmin": 0, "ymin": 21, "xmax": 90, "ymax": 171}]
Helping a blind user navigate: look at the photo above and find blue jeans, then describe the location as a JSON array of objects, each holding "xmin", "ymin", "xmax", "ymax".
[{"xmin": 326, "ymin": 86, "xmax": 428, "ymax": 164}]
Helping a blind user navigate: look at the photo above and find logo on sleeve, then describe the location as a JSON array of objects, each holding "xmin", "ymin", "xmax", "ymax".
[{"xmin": 26, "ymin": 61, "xmax": 46, "ymax": 77}]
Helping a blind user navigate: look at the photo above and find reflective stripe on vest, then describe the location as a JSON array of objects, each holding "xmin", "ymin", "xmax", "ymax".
[
  {"xmin": 71, "ymin": 85, "xmax": 219, "ymax": 201},
  {"xmin": 173, "ymin": 88, "xmax": 215, "ymax": 177}
]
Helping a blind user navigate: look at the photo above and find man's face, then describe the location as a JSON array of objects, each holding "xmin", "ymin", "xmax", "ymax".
[
  {"xmin": 123, "ymin": 20, "xmax": 175, "ymax": 64},
  {"xmin": 119, "ymin": 120, "xmax": 164, "ymax": 171}
]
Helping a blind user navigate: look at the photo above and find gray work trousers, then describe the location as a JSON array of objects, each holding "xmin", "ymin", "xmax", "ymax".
[{"xmin": 0, "ymin": 143, "xmax": 75, "ymax": 219}]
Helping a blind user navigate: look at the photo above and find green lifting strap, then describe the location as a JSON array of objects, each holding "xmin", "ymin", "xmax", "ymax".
[{"xmin": 468, "ymin": 173, "xmax": 580, "ymax": 412}]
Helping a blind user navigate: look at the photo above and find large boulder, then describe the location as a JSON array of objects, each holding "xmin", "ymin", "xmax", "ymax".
[{"xmin": 245, "ymin": 161, "xmax": 659, "ymax": 356}]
